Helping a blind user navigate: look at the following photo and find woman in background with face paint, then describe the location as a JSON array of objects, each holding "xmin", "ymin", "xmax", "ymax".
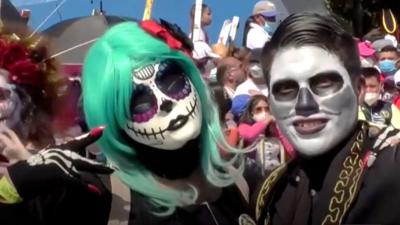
[
  {"xmin": 0, "ymin": 24, "xmax": 66, "ymax": 165},
  {"xmin": 0, "ymin": 23, "xmax": 115, "ymax": 225}
]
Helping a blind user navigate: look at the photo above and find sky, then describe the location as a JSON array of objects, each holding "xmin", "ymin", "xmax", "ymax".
[{"xmin": 11, "ymin": 0, "xmax": 265, "ymax": 45}]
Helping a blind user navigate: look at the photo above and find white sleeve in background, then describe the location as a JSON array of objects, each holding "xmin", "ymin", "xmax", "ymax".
[
  {"xmin": 189, "ymin": 29, "xmax": 207, "ymax": 42},
  {"xmin": 246, "ymin": 27, "xmax": 270, "ymax": 50}
]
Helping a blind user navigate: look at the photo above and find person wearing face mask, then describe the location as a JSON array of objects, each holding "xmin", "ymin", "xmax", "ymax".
[
  {"xmin": 377, "ymin": 45, "xmax": 399, "ymax": 77},
  {"xmin": 359, "ymin": 67, "xmax": 390, "ymax": 126},
  {"xmin": 216, "ymin": 56, "xmax": 248, "ymax": 100},
  {"xmin": 253, "ymin": 12, "xmax": 400, "ymax": 225},
  {"xmin": 244, "ymin": 1, "xmax": 278, "ymax": 50},
  {"xmin": 358, "ymin": 67, "xmax": 400, "ymax": 139},
  {"xmin": 238, "ymin": 95, "xmax": 293, "ymax": 156},
  {"xmin": 231, "ymin": 49, "xmax": 269, "ymax": 116},
  {"xmin": 238, "ymin": 95, "xmax": 275, "ymax": 146}
]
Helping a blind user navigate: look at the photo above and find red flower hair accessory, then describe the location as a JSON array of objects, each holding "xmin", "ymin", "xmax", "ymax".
[
  {"xmin": 0, "ymin": 33, "xmax": 57, "ymax": 87},
  {"xmin": 0, "ymin": 25, "xmax": 65, "ymax": 120},
  {"xmin": 140, "ymin": 19, "xmax": 194, "ymax": 57}
]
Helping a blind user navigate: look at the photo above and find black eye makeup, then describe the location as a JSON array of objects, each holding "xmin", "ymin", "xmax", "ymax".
[
  {"xmin": 272, "ymin": 80, "xmax": 299, "ymax": 101},
  {"xmin": 309, "ymin": 72, "xmax": 343, "ymax": 96},
  {"xmin": 155, "ymin": 60, "xmax": 192, "ymax": 100},
  {"xmin": 131, "ymin": 84, "xmax": 158, "ymax": 123},
  {"xmin": 0, "ymin": 87, "xmax": 11, "ymax": 101}
]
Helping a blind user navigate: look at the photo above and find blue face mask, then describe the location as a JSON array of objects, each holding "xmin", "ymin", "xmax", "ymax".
[
  {"xmin": 264, "ymin": 22, "xmax": 277, "ymax": 35},
  {"xmin": 379, "ymin": 59, "xmax": 397, "ymax": 75}
]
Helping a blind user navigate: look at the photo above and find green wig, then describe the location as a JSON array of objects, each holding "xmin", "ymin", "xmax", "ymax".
[{"xmin": 83, "ymin": 22, "xmax": 244, "ymax": 215}]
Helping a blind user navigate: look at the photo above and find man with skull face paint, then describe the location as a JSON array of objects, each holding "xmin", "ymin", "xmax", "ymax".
[{"xmin": 252, "ymin": 12, "xmax": 400, "ymax": 225}]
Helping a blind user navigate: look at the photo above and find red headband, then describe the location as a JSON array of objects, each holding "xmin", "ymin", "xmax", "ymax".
[{"xmin": 140, "ymin": 20, "xmax": 193, "ymax": 57}]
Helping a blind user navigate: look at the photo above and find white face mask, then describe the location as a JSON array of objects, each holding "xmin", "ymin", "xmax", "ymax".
[
  {"xmin": 269, "ymin": 46, "xmax": 358, "ymax": 157},
  {"xmin": 253, "ymin": 111, "xmax": 267, "ymax": 122},
  {"xmin": 249, "ymin": 64, "xmax": 263, "ymax": 79},
  {"xmin": 124, "ymin": 60, "xmax": 202, "ymax": 150},
  {"xmin": 364, "ymin": 92, "xmax": 380, "ymax": 106}
]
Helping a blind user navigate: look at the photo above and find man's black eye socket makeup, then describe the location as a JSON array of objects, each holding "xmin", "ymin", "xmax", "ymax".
[
  {"xmin": 155, "ymin": 60, "xmax": 192, "ymax": 100},
  {"xmin": 272, "ymin": 80, "xmax": 299, "ymax": 101},
  {"xmin": 309, "ymin": 72, "xmax": 344, "ymax": 96}
]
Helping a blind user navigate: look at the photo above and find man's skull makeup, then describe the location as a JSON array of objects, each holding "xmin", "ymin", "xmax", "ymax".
[
  {"xmin": 269, "ymin": 46, "xmax": 358, "ymax": 157},
  {"xmin": 124, "ymin": 60, "xmax": 202, "ymax": 150},
  {"xmin": 0, "ymin": 70, "xmax": 22, "ymax": 130}
]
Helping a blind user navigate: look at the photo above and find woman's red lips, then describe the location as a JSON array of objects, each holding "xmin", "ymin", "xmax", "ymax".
[{"xmin": 293, "ymin": 118, "xmax": 328, "ymax": 135}]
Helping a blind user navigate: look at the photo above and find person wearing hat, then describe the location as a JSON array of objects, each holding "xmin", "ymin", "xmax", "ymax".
[{"xmin": 243, "ymin": 0, "xmax": 278, "ymax": 50}]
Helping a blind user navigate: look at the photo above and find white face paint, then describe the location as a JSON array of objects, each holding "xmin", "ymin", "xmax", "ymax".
[
  {"xmin": 269, "ymin": 46, "xmax": 358, "ymax": 157},
  {"xmin": 124, "ymin": 60, "xmax": 202, "ymax": 150},
  {"xmin": 0, "ymin": 70, "xmax": 22, "ymax": 130}
]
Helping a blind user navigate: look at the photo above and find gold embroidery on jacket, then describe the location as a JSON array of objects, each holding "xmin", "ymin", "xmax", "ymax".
[{"xmin": 322, "ymin": 130, "xmax": 365, "ymax": 225}]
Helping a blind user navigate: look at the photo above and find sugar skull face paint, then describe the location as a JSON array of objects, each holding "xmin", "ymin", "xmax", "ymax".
[
  {"xmin": 268, "ymin": 46, "xmax": 358, "ymax": 157},
  {"xmin": 0, "ymin": 70, "xmax": 22, "ymax": 130},
  {"xmin": 124, "ymin": 60, "xmax": 202, "ymax": 150}
]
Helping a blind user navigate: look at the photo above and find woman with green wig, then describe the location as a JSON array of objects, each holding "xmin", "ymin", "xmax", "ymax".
[{"xmin": 81, "ymin": 19, "xmax": 260, "ymax": 224}]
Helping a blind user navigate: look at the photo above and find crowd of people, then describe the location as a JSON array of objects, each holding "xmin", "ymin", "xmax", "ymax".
[{"xmin": 0, "ymin": 0, "xmax": 400, "ymax": 225}]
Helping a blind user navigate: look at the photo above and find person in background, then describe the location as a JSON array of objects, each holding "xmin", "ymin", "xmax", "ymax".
[
  {"xmin": 0, "ymin": 23, "xmax": 66, "ymax": 164},
  {"xmin": 192, "ymin": 41, "xmax": 220, "ymax": 83},
  {"xmin": 253, "ymin": 12, "xmax": 400, "ymax": 224},
  {"xmin": 391, "ymin": 70, "xmax": 400, "ymax": 110},
  {"xmin": 232, "ymin": 46, "xmax": 252, "ymax": 62},
  {"xmin": 358, "ymin": 66, "xmax": 400, "ymax": 139},
  {"xmin": 238, "ymin": 95, "xmax": 292, "ymax": 170},
  {"xmin": 377, "ymin": 45, "xmax": 399, "ymax": 77},
  {"xmin": 216, "ymin": 56, "xmax": 248, "ymax": 100},
  {"xmin": 189, "ymin": 3, "xmax": 212, "ymax": 43},
  {"xmin": 244, "ymin": 0, "xmax": 278, "ymax": 49},
  {"xmin": 190, "ymin": 3, "xmax": 220, "ymax": 83},
  {"xmin": 230, "ymin": 49, "xmax": 269, "ymax": 119},
  {"xmin": 358, "ymin": 41, "xmax": 377, "ymax": 68},
  {"xmin": 238, "ymin": 95, "xmax": 275, "ymax": 147},
  {"xmin": 208, "ymin": 82, "xmax": 239, "ymax": 151}
]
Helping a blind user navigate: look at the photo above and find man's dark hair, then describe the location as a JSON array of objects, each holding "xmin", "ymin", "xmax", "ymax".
[
  {"xmin": 361, "ymin": 67, "xmax": 380, "ymax": 81},
  {"xmin": 380, "ymin": 45, "xmax": 399, "ymax": 56},
  {"xmin": 190, "ymin": 3, "xmax": 209, "ymax": 19},
  {"xmin": 261, "ymin": 12, "xmax": 360, "ymax": 86}
]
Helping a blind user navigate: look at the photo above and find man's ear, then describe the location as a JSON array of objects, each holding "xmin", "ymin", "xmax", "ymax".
[
  {"xmin": 380, "ymin": 82, "xmax": 384, "ymax": 93},
  {"xmin": 395, "ymin": 59, "xmax": 400, "ymax": 69},
  {"xmin": 357, "ymin": 77, "xmax": 366, "ymax": 104}
]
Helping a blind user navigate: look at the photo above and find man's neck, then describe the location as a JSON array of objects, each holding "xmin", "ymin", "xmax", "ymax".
[
  {"xmin": 225, "ymin": 82, "xmax": 236, "ymax": 90},
  {"xmin": 298, "ymin": 123, "xmax": 360, "ymax": 190},
  {"xmin": 364, "ymin": 100, "xmax": 381, "ymax": 108}
]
